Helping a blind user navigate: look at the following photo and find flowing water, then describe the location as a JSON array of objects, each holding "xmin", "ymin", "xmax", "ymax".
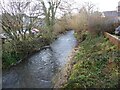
[{"xmin": 2, "ymin": 30, "xmax": 77, "ymax": 88}]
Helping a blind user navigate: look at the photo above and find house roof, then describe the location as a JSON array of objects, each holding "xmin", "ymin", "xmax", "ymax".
[{"xmin": 102, "ymin": 11, "xmax": 118, "ymax": 17}]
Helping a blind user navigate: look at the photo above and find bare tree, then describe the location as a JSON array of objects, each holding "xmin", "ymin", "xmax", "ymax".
[
  {"xmin": 40, "ymin": 0, "xmax": 61, "ymax": 31},
  {"xmin": 59, "ymin": 0, "xmax": 76, "ymax": 18},
  {"xmin": 0, "ymin": 0, "xmax": 42, "ymax": 53},
  {"xmin": 1, "ymin": 0, "xmax": 42, "ymax": 40}
]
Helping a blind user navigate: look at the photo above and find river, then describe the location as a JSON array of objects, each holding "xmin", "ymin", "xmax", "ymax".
[{"xmin": 2, "ymin": 30, "xmax": 77, "ymax": 88}]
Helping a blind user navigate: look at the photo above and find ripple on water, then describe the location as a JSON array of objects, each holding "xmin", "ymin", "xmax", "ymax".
[{"xmin": 2, "ymin": 30, "xmax": 77, "ymax": 88}]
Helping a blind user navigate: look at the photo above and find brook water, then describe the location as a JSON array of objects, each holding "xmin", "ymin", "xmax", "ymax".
[{"xmin": 2, "ymin": 30, "xmax": 77, "ymax": 88}]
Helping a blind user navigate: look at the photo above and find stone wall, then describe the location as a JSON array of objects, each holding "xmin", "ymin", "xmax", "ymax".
[{"xmin": 104, "ymin": 32, "xmax": 120, "ymax": 49}]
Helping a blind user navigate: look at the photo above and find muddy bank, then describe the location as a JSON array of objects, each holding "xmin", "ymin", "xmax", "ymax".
[{"xmin": 53, "ymin": 47, "xmax": 79, "ymax": 88}]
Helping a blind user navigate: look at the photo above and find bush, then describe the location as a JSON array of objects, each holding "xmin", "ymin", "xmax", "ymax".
[
  {"xmin": 55, "ymin": 12, "xmax": 88, "ymax": 35},
  {"xmin": 59, "ymin": 11, "xmax": 120, "ymax": 36},
  {"xmin": 88, "ymin": 16, "xmax": 120, "ymax": 35},
  {"xmin": 2, "ymin": 32, "xmax": 53, "ymax": 69},
  {"xmin": 53, "ymin": 21, "xmax": 67, "ymax": 35},
  {"xmin": 2, "ymin": 42, "xmax": 24, "ymax": 69}
]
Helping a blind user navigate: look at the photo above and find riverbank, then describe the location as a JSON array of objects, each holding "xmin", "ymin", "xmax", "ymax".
[
  {"xmin": 2, "ymin": 38, "xmax": 52, "ymax": 69},
  {"xmin": 64, "ymin": 34, "xmax": 119, "ymax": 88},
  {"xmin": 3, "ymin": 45, "xmax": 51, "ymax": 70},
  {"xmin": 53, "ymin": 47, "xmax": 79, "ymax": 88}
]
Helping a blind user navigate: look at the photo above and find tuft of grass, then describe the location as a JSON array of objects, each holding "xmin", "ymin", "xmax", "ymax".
[
  {"xmin": 2, "ymin": 51, "xmax": 24, "ymax": 68},
  {"xmin": 64, "ymin": 34, "xmax": 120, "ymax": 88},
  {"xmin": 2, "ymin": 42, "xmax": 25, "ymax": 69}
]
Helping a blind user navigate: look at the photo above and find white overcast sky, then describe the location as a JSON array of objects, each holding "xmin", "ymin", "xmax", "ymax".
[
  {"xmin": 0, "ymin": 0, "xmax": 120, "ymax": 12},
  {"xmin": 74, "ymin": 0, "xmax": 120, "ymax": 11}
]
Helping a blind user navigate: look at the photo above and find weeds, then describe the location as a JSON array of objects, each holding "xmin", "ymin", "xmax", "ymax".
[{"xmin": 64, "ymin": 33, "xmax": 119, "ymax": 88}]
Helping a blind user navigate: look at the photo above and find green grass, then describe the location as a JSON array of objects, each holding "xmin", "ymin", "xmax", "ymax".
[
  {"xmin": 2, "ymin": 42, "xmax": 25, "ymax": 69},
  {"xmin": 2, "ymin": 51, "xmax": 24, "ymax": 68},
  {"xmin": 64, "ymin": 34, "xmax": 120, "ymax": 89}
]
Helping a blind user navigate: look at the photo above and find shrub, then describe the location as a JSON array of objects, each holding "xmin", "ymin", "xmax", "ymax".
[
  {"xmin": 88, "ymin": 16, "xmax": 120, "ymax": 35},
  {"xmin": 53, "ymin": 20, "xmax": 67, "ymax": 35},
  {"xmin": 2, "ymin": 31, "xmax": 53, "ymax": 69},
  {"xmin": 55, "ymin": 12, "xmax": 88, "ymax": 34}
]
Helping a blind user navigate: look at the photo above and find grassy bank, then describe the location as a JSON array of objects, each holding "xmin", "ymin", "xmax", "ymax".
[
  {"xmin": 2, "ymin": 32, "xmax": 55, "ymax": 69},
  {"xmin": 64, "ymin": 33, "xmax": 120, "ymax": 88}
]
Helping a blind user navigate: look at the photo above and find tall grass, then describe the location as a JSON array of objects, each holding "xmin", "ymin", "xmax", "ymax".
[{"xmin": 88, "ymin": 15, "xmax": 119, "ymax": 35}]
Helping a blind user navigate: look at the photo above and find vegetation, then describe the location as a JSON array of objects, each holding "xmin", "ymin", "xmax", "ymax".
[
  {"xmin": 1, "ymin": 0, "xmax": 75, "ymax": 69},
  {"xmin": 57, "ymin": 2, "xmax": 120, "ymax": 37},
  {"xmin": 1, "ymin": 0, "xmax": 62, "ymax": 69},
  {"xmin": 64, "ymin": 32, "xmax": 119, "ymax": 88},
  {"xmin": 1, "ymin": 0, "xmax": 119, "ymax": 87},
  {"xmin": 55, "ymin": 2, "xmax": 120, "ymax": 88}
]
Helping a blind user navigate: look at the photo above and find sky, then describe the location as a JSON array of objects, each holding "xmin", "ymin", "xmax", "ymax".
[
  {"xmin": 74, "ymin": 0, "xmax": 120, "ymax": 11},
  {"xmin": 0, "ymin": 0, "xmax": 120, "ymax": 14}
]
